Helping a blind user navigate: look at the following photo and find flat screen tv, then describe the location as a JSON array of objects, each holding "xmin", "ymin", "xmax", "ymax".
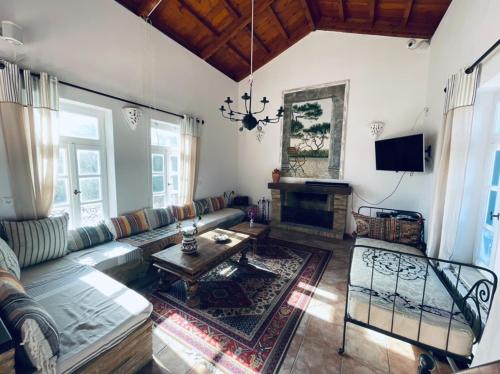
[{"xmin": 375, "ymin": 134, "xmax": 425, "ymax": 172}]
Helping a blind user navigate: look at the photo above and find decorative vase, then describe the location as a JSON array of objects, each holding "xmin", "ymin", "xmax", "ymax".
[
  {"xmin": 272, "ymin": 170, "xmax": 280, "ymax": 183},
  {"xmin": 181, "ymin": 228, "xmax": 198, "ymax": 254},
  {"xmin": 250, "ymin": 218, "xmax": 254, "ymax": 228}
]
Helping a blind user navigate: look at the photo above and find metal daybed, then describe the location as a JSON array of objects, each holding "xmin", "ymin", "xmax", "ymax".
[{"xmin": 338, "ymin": 206, "xmax": 497, "ymax": 366}]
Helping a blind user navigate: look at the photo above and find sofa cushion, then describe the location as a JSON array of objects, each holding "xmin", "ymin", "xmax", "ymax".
[
  {"xmin": 193, "ymin": 198, "xmax": 212, "ymax": 215},
  {"xmin": 22, "ymin": 263, "xmax": 152, "ymax": 373},
  {"xmin": 180, "ymin": 208, "xmax": 245, "ymax": 232},
  {"xmin": 65, "ymin": 241, "xmax": 142, "ymax": 273},
  {"xmin": 171, "ymin": 203, "xmax": 196, "ymax": 221},
  {"xmin": 110, "ymin": 211, "xmax": 149, "ymax": 239},
  {"xmin": 0, "ymin": 237, "xmax": 20, "ymax": 279},
  {"xmin": 210, "ymin": 196, "xmax": 226, "ymax": 211},
  {"xmin": 0, "ymin": 269, "xmax": 59, "ymax": 373},
  {"xmin": 1, "ymin": 214, "xmax": 69, "ymax": 268},
  {"xmin": 119, "ymin": 225, "xmax": 180, "ymax": 249},
  {"xmin": 67, "ymin": 223, "xmax": 114, "ymax": 252},
  {"xmin": 144, "ymin": 207, "xmax": 175, "ymax": 230}
]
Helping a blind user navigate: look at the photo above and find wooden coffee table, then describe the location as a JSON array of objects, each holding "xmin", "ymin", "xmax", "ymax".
[
  {"xmin": 230, "ymin": 222, "xmax": 270, "ymax": 254},
  {"xmin": 151, "ymin": 228, "xmax": 250, "ymax": 308}
]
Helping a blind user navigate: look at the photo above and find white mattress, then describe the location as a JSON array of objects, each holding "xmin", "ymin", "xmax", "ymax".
[
  {"xmin": 22, "ymin": 260, "xmax": 152, "ymax": 373},
  {"xmin": 349, "ymin": 238, "xmax": 474, "ymax": 357}
]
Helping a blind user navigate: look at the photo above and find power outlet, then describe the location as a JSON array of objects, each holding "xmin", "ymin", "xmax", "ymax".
[{"xmin": 1, "ymin": 197, "xmax": 13, "ymax": 205}]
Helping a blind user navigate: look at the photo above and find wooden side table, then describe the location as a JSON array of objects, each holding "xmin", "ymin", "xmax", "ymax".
[{"xmin": 230, "ymin": 222, "xmax": 270, "ymax": 254}]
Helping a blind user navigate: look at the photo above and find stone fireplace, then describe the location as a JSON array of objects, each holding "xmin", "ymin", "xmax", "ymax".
[{"xmin": 268, "ymin": 182, "xmax": 351, "ymax": 240}]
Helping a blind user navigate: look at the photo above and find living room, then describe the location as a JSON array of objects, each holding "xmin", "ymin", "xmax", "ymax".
[{"xmin": 0, "ymin": 0, "xmax": 499, "ymax": 373}]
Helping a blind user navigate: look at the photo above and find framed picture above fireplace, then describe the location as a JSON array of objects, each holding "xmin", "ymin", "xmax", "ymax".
[{"xmin": 280, "ymin": 81, "xmax": 349, "ymax": 179}]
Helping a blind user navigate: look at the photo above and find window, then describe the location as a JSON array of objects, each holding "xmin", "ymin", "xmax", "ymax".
[
  {"xmin": 474, "ymin": 99, "xmax": 500, "ymax": 268},
  {"xmin": 151, "ymin": 120, "xmax": 180, "ymax": 208},
  {"xmin": 52, "ymin": 101, "xmax": 109, "ymax": 228}
]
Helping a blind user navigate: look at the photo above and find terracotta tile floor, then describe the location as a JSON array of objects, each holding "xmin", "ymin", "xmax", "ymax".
[{"xmin": 140, "ymin": 237, "xmax": 452, "ymax": 374}]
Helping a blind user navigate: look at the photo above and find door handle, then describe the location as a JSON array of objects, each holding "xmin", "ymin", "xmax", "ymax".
[
  {"xmin": 490, "ymin": 211, "xmax": 500, "ymax": 221},
  {"xmin": 74, "ymin": 189, "xmax": 81, "ymax": 195}
]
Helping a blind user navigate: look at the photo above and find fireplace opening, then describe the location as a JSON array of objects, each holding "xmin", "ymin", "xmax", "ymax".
[{"xmin": 281, "ymin": 191, "xmax": 333, "ymax": 230}]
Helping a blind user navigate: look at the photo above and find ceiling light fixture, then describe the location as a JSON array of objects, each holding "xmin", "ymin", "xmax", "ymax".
[{"xmin": 219, "ymin": 0, "xmax": 283, "ymax": 142}]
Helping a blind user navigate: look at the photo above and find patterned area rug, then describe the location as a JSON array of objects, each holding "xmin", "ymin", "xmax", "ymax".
[{"xmin": 146, "ymin": 241, "xmax": 331, "ymax": 373}]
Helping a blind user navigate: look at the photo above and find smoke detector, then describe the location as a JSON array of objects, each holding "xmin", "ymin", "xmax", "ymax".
[{"xmin": 0, "ymin": 21, "xmax": 23, "ymax": 46}]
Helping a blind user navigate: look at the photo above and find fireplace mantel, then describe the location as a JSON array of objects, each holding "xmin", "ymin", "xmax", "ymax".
[
  {"xmin": 268, "ymin": 182, "xmax": 351, "ymax": 240},
  {"xmin": 267, "ymin": 182, "xmax": 352, "ymax": 195}
]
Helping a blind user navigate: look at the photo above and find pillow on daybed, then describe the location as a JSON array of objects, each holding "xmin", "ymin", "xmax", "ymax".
[
  {"xmin": 110, "ymin": 211, "xmax": 149, "ymax": 239},
  {"xmin": 144, "ymin": 207, "xmax": 176, "ymax": 230},
  {"xmin": 0, "ymin": 237, "xmax": 20, "ymax": 279},
  {"xmin": 1, "ymin": 214, "xmax": 69, "ymax": 268},
  {"xmin": 67, "ymin": 223, "xmax": 114, "ymax": 252},
  {"xmin": 352, "ymin": 212, "xmax": 422, "ymax": 246},
  {"xmin": 0, "ymin": 270, "xmax": 59, "ymax": 373}
]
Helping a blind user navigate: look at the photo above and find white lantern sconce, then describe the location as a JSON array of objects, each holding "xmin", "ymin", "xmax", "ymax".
[
  {"xmin": 122, "ymin": 106, "xmax": 142, "ymax": 131},
  {"xmin": 368, "ymin": 121, "xmax": 385, "ymax": 139}
]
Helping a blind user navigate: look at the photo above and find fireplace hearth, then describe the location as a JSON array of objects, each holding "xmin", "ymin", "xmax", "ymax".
[{"xmin": 268, "ymin": 182, "xmax": 351, "ymax": 240}]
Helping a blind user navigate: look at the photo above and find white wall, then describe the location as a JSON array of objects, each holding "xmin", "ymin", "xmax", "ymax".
[
  {"xmin": 236, "ymin": 31, "xmax": 430, "ymax": 232},
  {"xmin": 0, "ymin": 0, "xmax": 239, "ymax": 217},
  {"xmin": 423, "ymin": 0, "xmax": 500, "ymax": 367}
]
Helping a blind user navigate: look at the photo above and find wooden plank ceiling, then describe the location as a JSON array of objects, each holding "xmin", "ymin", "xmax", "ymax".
[{"xmin": 116, "ymin": 0, "xmax": 451, "ymax": 81}]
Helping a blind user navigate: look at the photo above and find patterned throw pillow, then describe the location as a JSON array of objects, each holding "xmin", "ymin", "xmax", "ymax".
[
  {"xmin": 210, "ymin": 196, "xmax": 226, "ymax": 211},
  {"xmin": 0, "ymin": 270, "xmax": 59, "ymax": 372},
  {"xmin": 110, "ymin": 211, "xmax": 149, "ymax": 239},
  {"xmin": 144, "ymin": 207, "xmax": 175, "ymax": 230},
  {"xmin": 352, "ymin": 212, "xmax": 422, "ymax": 246},
  {"xmin": 193, "ymin": 198, "xmax": 211, "ymax": 216},
  {"xmin": 67, "ymin": 223, "xmax": 114, "ymax": 252},
  {"xmin": 171, "ymin": 203, "xmax": 196, "ymax": 221},
  {"xmin": 0, "ymin": 237, "xmax": 20, "ymax": 279},
  {"xmin": 1, "ymin": 214, "xmax": 69, "ymax": 268}
]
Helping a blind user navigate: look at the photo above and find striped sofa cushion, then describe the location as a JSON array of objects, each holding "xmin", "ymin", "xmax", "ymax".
[
  {"xmin": 144, "ymin": 207, "xmax": 175, "ymax": 230},
  {"xmin": 0, "ymin": 237, "xmax": 20, "ymax": 279},
  {"xmin": 171, "ymin": 203, "xmax": 196, "ymax": 221},
  {"xmin": 193, "ymin": 198, "xmax": 212, "ymax": 216},
  {"xmin": 0, "ymin": 270, "xmax": 59, "ymax": 372},
  {"xmin": 210, "ymin": 196, "xmax": 226, "ymax": 211},
  {"xmin": 67, "ymin": 223, "xmax": 114, "ymax": 252},
  {"xmin": 110, "ymin": 211, "xmax": 149, "ymax": 239},
  {"xmin": 1, "ymin": 214, "xmax": 69, "ymax": 268}
]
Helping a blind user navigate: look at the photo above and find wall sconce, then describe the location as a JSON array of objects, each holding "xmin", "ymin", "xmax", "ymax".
[
  {"xmin": 122, "ymin": 106, "xmax": 142, "ymax": 131},
  {"xmin": 368, "ymin": 121, "xmax": 385, "ymax": 139}
]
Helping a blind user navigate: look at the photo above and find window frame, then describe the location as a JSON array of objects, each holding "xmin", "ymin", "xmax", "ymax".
[
  {"xmin": 53, "ymin": 100, "xmax": 109, "ymax": 228},
  {"xmin": 150, "ymin": 119, "xmax": 180, "ymax": 208}
]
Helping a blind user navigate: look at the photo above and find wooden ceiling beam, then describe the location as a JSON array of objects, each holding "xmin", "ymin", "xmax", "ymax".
[
  {"xmin": 316, "ymin": 18, "xmax": 434, "ymax": 39},
  {"xmin": 338, "ymin": 0, "xmax": 345, "ymax": 22},
  {"xmin": 178, "ymin": 0, "xmax": 218, "ymax": 35},
  {"xmin": 402, "ymin": 0, "xmax": 415, "ymax": 26},
  {"xmin": 268, "ymin": 5, "xmax": 289, "ymax": 42},
  {"xmin": 246, "ymin": 26, "xmax": 270, "ymax": 54},
  {"xmin": 299, "ymin": 0, "xmax": 315, "ymax": 31},
  {"xmin": 222, "ymin": 0, "xmax": 239, "ymax": 18},
  {"xmin": 228, "ymin": 42, "xmax": 250, "ymax": 66},
  {"xmin": 369, "ymin": 0, "xmax": 376, "ymax": 27},
  {"xmin": 138, "ymin": 0, "xmax": 165, "ymax": 18},
  {"xmin": 201, "ymin": 0, "xmax": 275, "ymax": 60}
]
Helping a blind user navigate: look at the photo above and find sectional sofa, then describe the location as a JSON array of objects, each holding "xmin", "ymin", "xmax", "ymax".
[{"xmin": 0, "ymin": 197, "xmax": 245, "ymax": 373}]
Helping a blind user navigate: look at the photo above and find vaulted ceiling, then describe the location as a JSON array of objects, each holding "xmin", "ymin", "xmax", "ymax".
[{"xmin": 115, "ymin": 0, "xmax": 452, "ymax": 81}]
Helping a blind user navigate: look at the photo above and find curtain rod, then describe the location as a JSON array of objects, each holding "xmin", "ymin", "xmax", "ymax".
[
  {"xmin": 0, "ymin": 59, "xmax": 205, "ymax": 124},
  {"xmin": 465, "ymin": 39, "xmax": 500, "ymax": 74}
]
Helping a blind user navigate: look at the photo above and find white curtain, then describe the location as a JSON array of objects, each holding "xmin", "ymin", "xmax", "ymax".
[
  {"xmin": 179, "ymin": 115, "xmax": 200, "ymax": 204},
  {"xmin": 0, "ymin": 61, "xmax": 59, "ymax": 219},
  {"xmin": 427, "ymin": 68, "xmax": 479, "ymax": 259}
]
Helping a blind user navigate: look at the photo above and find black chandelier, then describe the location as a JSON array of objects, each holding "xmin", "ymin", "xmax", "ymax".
[{"xmin": 219, "ymin": 0, "xmax": 283, "ymax": 141}]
